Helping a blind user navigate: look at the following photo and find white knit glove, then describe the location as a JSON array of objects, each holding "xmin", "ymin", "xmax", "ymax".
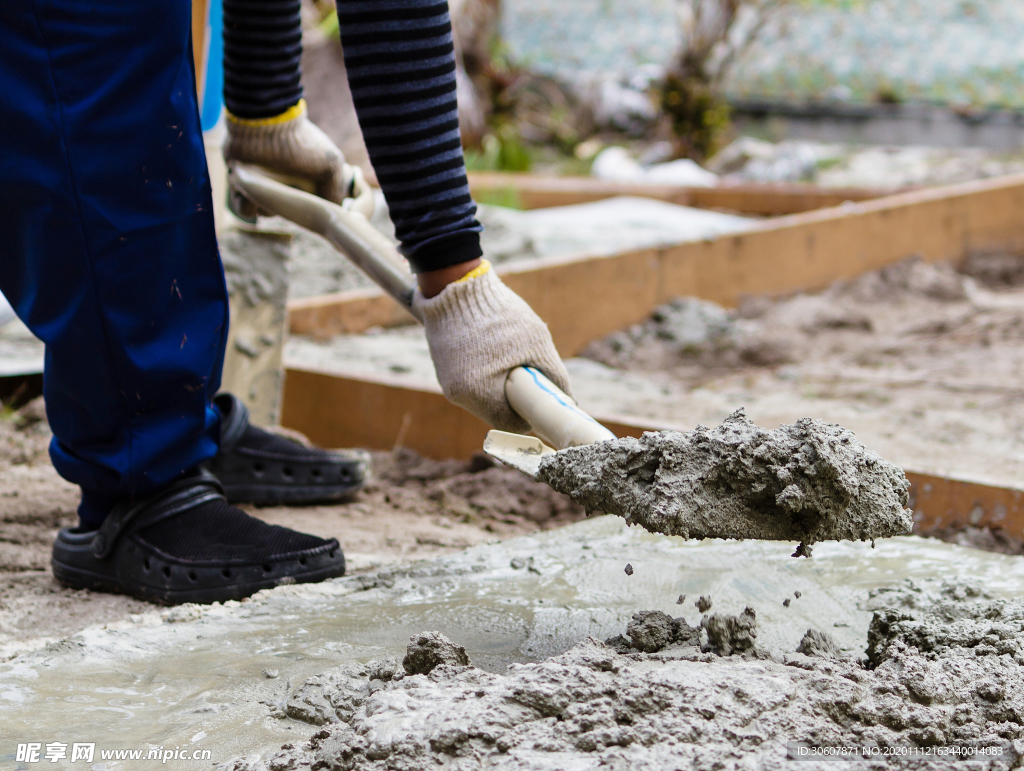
[
  {"xmin": 413, "ymin": 261, "xmax": 573, "ymax": 433},
  {"xmin": 223, "ymin": 99, "xmax": 355, "ymax": 204}
]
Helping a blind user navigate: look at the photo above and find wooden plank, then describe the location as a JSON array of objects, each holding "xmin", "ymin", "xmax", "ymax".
[
  {"xmin": 288, "ymin": 287, "xmax": 416, "ymax": 338},
  {"xmin": 467, "ymin": 171, "xmax": 896, "ymax": 215},
  {"xmin": 507, "ymin": 174, "xmax": 1024, "ymax": 356},
  {"xmin": 191, "ymin": 0, "xmax": 209, "ymax": 96},
  {"xmin": 690, "ymin": 184, "xmax": 895, "ymax": 216},
  {"xmin": 498, "ymin": 249, "xmax": 663, "ymax": 358},
  {"xmin": 905, "ymin": 472, "xmax": 1024, "ymax": 538},
  {"xmin": 660, "ymin": 174, "xmax": 1024, "ymax": 309},
  {"xmin": 281, "ymin": 367, "xmax": 1024, "ymax": 536},
  {"xmin": 281, "ymin": 368, "xmax": 491, "ymax": 460},
  {"xmin": 280, "ymin": 369, "xmax": 671, "ymax": 458},
  {"xmin": 469, "ymin": 172, "xmax": 695, "ymax": 209},
  {"xmin": 289, "ymin": 174, "xmax": 1024, "ymax": 353},
  {"xmin": 280, "ymin": 367, "xmax": 677, "ymax": 458}
]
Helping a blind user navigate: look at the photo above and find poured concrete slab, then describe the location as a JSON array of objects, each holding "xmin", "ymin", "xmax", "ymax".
[
  {"xmin": 4, "ymin": 516, "xmax": 1024, "ymax": 769},
  {"xmin": 476, "ymin": 196, "xmax": 755, "ymax": 263}
]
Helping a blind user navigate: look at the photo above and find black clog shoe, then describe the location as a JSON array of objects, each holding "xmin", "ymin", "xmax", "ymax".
[
  {"xmin": 51, "ymin": 469, "xmax": 345, "ymax": 605},
  {"xmin": 206, "ymin": 393, "xmax": 368, "ymax": 506}
]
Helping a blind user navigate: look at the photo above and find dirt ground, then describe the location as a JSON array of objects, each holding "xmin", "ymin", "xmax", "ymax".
[
  {"xmin": 0, "ymin": 403, "xmax": 583, "ymax": 659},
  {"xmin": 2, "ymin": 375, "xmax": 1019, "ymax": 662},
  {"xmin": 7, "ymin": 255, "xmax": 1024, "ymax": 658}
]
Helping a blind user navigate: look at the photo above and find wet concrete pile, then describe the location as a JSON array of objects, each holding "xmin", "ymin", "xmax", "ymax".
[
  {"xmin": 536, "ymin": 409, "xmax": 912, "ymax": 555},
  {"xmin": 612, "ymin": 606, "xmax": 757, "ymax": 657},
  {"xmin": 232, "ymin": 579, "xmax": 1024, "ymax": 771}
]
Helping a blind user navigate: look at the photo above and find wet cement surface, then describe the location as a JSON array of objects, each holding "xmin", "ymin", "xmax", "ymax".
[
  {"xmin": 257, "ymin": 581, "xmax": 1024, "ymax": 770},
  {"xmin": 6, "ymin": 516, "xmax": 1024, "ymax": 769},
  {"xmin": 0, "ymin": 411, "xmax": 586, "ymax": 660}
]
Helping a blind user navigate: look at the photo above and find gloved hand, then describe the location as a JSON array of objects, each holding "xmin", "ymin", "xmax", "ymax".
[
  {"xmin": 413, "ymin": 261, "xmax": 573, "ymax": 433},
  {"xmin": 223, "ymin": 99, "xmax": 355, "ymax": 204}
]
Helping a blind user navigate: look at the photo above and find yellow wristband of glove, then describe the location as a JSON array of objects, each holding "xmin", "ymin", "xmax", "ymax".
[
  {"xmin": 454, "ymin": 259, "xmax": 491, "ymax": 284},
  {"xmin": 226, "ymin": 99, "xmax": 307, "ymax": 127}
]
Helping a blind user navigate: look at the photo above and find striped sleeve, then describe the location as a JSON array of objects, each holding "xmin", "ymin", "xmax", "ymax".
[
  {"xmin": 223, "ymin": 0, "xmax": 305, "ymax": 119},
  {"xmin": 338, "ymin": 0, "xmax": 483, "ymax": 273}
]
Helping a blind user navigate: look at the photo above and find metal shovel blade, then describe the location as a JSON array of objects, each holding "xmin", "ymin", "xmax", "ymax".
[{"xmin": 482, "ymin": 430, "xmax": 556, "ymax": 479}]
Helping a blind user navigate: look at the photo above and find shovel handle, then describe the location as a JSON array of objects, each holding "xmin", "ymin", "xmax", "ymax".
[
  {"xmin": 229, "ymin": 163, "xmax": 420, "ymax": 320},
  {"xmin": 227, "ymin": 164, "xmax": 616, "ymax": 450},
  {"xmin": 504, "ymin": 367, "xmax": 616, "ymax": 449}
]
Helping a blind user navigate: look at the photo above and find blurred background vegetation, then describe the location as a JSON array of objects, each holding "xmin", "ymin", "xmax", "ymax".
[{"xmin": 307, "ymin": 0, "xmax": 1024, "ymax": 176}]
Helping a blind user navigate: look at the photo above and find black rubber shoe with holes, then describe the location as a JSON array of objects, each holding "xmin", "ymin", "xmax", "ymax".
[
  {"xmin": 51, "ymin": 469, "xmax": 345, "ymax": 605},
  {"xmin": 206, "ymin": 393, "xmax": 368, "ymax": 506}
]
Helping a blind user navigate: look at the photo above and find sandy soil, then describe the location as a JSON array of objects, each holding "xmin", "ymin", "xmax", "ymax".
[
  {"xmin": 577, "ymin": 253, "xmax": 1024, "ymax": 490},
  {"xmin": 0, "ymin": 402, "xmax": 583, "ymax": 659},
  {"xmin": 284, "ymin": 252, "xmax": 1024, "ymax": 493}
]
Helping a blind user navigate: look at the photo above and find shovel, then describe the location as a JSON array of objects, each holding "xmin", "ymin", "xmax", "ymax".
[
  {"xmin": 227, "ymin": 165, "xmax": 915, "ymax": 552},
  {"xmin": 226, "ymin": 163, "xmax": 616, "ymax": 474}
]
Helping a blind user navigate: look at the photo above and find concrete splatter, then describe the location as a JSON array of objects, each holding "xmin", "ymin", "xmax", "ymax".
[
  {"xmin": 402, "ymin": 632, "xmax": 470, "ymax": 676},
  {"xmin": 232, "ymin": 579, "xmax": 1024, "ymax": 771}
]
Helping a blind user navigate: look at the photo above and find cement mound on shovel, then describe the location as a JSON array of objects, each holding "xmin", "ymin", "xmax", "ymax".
[{"xmin": 536, "ymin": 409, "xmax": 912, "ymax": 554}]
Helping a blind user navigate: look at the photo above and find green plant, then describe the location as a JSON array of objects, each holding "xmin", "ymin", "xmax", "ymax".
[
  {"xmin": 663, "ymin": 0, "xmax": 855, "ymax": 160},
  {"xmin": 874, "ymin": 81, "xmax": 903, "ymax": 105},
  {"xmin": 473, "ymin": 186, "xmax": 524, "ymax": 209},
  {"xmin": 661, "ymin": 74, "xmax": 732, "ymax": 160},
  {"xmin": 464, "ymin": 124, "xmax": 532, "ymax": 172}
]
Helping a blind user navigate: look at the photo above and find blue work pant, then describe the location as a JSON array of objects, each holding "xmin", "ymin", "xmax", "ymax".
[{"xmin": 0, "ymin": 0, "xmax": 229, "ymax": 527}]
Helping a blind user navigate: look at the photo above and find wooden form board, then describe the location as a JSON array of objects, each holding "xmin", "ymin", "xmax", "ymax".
[
  {"xmin": 281, "ymin": 368, "xmax": 491, "ymax": 461},
  {"xmin": 281, "ymin": 366, "xmax": 1024, "ymax": 536},
  {"xmin": 191, "ymin": 0, "xmax": 209, "ymax": 95},
  {"xmin": 289, "ymin": 173, "xmax": 1024, "ymax": 352},
  {"xmin": 278, "ymin": 366, "xmax": 675, "ymax": 460},
  {"xmin": 905, "ymin": 472, "xmax": 1024, "ymax": 536},
  {"xmin": 288, "ymin": 287, "xmax": 415, "ymax": 339},
  {"xmin": 468, "ymin": 171, "xmax": 898, "ymax": 216}
]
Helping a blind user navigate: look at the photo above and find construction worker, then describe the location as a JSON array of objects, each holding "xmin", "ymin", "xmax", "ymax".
[{"xmin": 0, "ymin": 0, "xmax": 570, "ymax": 604}]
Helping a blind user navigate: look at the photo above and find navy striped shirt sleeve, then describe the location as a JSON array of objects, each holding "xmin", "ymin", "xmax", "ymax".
[
  {"xmin": 337, "ymin": 0, "xmax": 483, "ymax": 273},
  {"xmin": 223, "ymin": 0, "xmax": 305, "ymax": 119}
]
